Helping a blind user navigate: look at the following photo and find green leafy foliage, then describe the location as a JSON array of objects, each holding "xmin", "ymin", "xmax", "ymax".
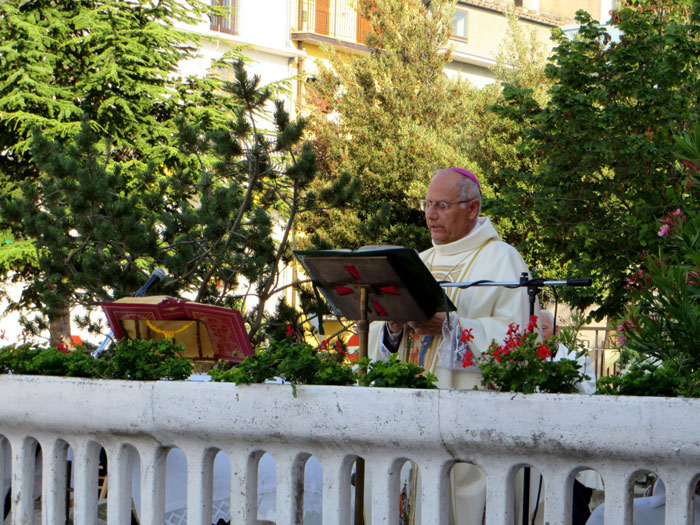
[
  {"xmin": 468, "ymin": 318, "xmax": 589, "ymax": 394},
  {"xmin": 301, "ymin": 0, "xmax": 474, "ymax": 250},
  {"xmin": 356, "ymin": 354, "xmax": 438, "ymax": 389},
  {"xmin": 209, "ymin": 338, "xmax": 356, "ymax": 386},
  {"xmin": 493, "ymin": 1, "xmax": 700, "ymax": 319},
  {"xmin": 597, "ymin": 361, "xmax": 700, "ymax": 397},
  {"xmin": 0, "ymin": 338, "xmax": 192, "ymax": 380},
  {"xmin": 0, "ymin": 344, "xmax": 103, "ymax": 378},
  {"xmin": 209, "ymin": 336, "xmax": 437, "ymax": 390},
  {"xmin": 101, "ymin": 338, "xmax": 193, "ymax": 380},
  {"xmin": 0, "ymin": 234, "xmax": 37, "ymax": 274},
  {"xmin": 607, "ymin": 124, "xmax": 700, "ymax": 397}
]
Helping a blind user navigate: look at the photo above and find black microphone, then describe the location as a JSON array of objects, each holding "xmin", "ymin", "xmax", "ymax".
[
  {"xmin": 565, "ymin": 278, "xmax": 592, "ymax": 287},
  {"xmin": 134, "ymin": 268, "xmax": 166, "ymax": 297}
]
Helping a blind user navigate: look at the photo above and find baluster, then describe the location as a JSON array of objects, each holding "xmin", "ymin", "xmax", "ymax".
[
  {"xmin": 227, "ymin": 448, "xmax": 260, "ymax": 525},
  {"xmin": 483, "ymin": 460, "xmax": 515, "ymax": 525},
  {"xmin": 138, "ymin": 445, "xmax": 167, "ymax": 524},
  {"xmin": 417, "ymin": 458, "xmax": 449, "ymax": 525},
  {"xmin": 662, "ymin": 473, "xmax": 696, "ymax": 525},
  {"xmin": 317, "ymin": 452, "xmax": 353, "ymax": 525},
  {"xmin": 10, "ymin": 436, "xmax": 37, "ymax": 525},
  {"xmin": 41, "ymin": 438, "xmax": 69, "ymax": 525},
  {"xmin": 366, "ymin": 454, "xmax": 401, "ymax": 524},
  {"xmin": 540, "ymin": 463, "xmax": 570, "ymax": 525},
  {"xmin": 0, "ymin": 438, "xmax": 8, "ymax": 518},
  {"xmin": 600, "ymin": 468, "xmax": 634, "ymax": 525},
  {"xmin": 105, "ymin": 443, "xmax": 135, "ymax": 525},
  {"xmin": 71, "ymin": 439, "xmax": 100, "ymax": 525},
  {"xmin": 273, "ymin": 449, "xmax": 307, "ymax": 525},
  {"xmin": 185, "ymin": 445, "xmax": 216, "ymax": 525}
]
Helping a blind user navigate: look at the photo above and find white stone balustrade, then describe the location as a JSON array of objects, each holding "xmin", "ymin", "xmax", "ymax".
[{"xmin": 1, "ymin": 374, "xmax": 700, "ymax": 524}]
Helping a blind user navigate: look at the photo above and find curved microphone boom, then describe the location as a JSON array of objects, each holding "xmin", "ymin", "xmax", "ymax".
[
  {"xmin": 94, "ymin": 268, "xmax": 167, "ymax": 357},
  {"xmin": 134, "ymin": 268, "xmax": 166, "ymax": 297}
]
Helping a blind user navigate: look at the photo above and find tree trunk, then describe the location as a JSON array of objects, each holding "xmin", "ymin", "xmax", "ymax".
[{"xmin": 49, "ymin": 306, "xmax": 72, "ymax": 348}]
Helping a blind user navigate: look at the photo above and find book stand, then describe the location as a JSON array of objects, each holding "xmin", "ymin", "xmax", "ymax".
[
  {"xmin": 294, "ymin": 247, "xmax": 455, "ymax": 361},
  {"xmin": 101, "ymin": 296, "xmax": 253, "ymax": 364}
]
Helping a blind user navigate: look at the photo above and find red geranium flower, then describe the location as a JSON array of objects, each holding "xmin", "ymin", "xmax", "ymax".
[
  {"xmin": 460, "ymin": 328, "xmax": 474, "ymax": 343},
  {"xmin": 462, "ymin": 351, "xmax": 474, "ymax": 368},
  {"xmin": 536, "ymin": 343, "xmax": 552, "ymax": 360}
]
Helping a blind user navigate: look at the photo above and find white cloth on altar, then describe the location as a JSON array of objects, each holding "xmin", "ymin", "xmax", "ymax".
[{"xmin": 554, "ymin": 343, "xmax": 597, "ymax": 395}]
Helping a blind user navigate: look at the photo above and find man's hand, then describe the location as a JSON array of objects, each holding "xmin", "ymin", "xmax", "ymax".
[{"xmin": 409, "ymin": 312, "xmax": 446, "ymax": 336}]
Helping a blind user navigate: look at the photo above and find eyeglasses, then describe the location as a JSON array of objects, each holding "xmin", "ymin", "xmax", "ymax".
[{"xmin": 419, "ymin": 199, "xmax": 470, "ymax": 212}]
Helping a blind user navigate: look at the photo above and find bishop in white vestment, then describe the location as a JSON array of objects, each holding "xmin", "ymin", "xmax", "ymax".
[{"xmin": 368, "ymin": 168, "xmax": 532, "ymax": 525}]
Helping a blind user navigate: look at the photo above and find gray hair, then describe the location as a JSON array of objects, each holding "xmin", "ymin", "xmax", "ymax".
[{"xmin": 446, "ymin": 170, "xmax": 481, "ymax": 214}]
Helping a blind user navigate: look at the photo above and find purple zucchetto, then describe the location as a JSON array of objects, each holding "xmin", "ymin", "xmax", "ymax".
[{"xmin": 448, "ymin": 167, "xmax": 481, "ymax": 193}]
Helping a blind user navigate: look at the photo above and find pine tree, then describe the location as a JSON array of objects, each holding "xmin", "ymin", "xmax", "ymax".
[
  {"xmin": 301, "ymin": 0, "xmax": 476, "ymax": 251},
  {"xmin": 4, "ymin": 59, "xmax": 357, "ymax": 343},
  {"xmin": 0, "ymin": 2, "xmax": 357, "ymax": 343}
]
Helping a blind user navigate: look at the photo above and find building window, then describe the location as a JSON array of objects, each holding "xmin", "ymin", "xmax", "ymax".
[
  {"xmin": 211, "ymin": 0, "xmax": 238, "ymax": 35},
  {"xmin": 452, "ymin": 10, "xmax": 468, "ymax": 41}
]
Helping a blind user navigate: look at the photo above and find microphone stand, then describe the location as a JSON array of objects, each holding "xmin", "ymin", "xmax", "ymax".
[
  {"xmin": 93, "ymin": 270, "xmax": 166, "ymax": 356},
  {"xmin": 440, "ymin": 273, "xmax": 592, "ymax": 317},
  {"xmin": 440, "ymin": 272, "xmax": 592, "ymax": 525}
]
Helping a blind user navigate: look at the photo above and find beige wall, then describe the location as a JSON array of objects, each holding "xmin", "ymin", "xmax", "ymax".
[
  {"xmin": 539, "ymin": 0, "xmax": 601, "ymax": 20},
  {"xmin": 449, "ymin": 7, "xmax": 556, "ymax": 65}
]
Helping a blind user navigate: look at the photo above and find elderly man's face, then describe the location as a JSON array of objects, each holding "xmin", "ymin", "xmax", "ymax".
[
  {"xmin": 424, "ymin": 171, "xmax": 479, "ymax": 245},
  {"xmin": 540, "ymin": 314, "xmax": 555, "ymax": 339}
]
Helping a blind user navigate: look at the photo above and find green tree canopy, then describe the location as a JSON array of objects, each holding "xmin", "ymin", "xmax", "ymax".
[
  {"xmin": 493, "ymin": 0, "xmax": 700, "ymax": 319},
  {"xmin": 301, "ymin": 0, "xmax": 477, "ymax": 250},
  {"xmin": 0, "ymin": 1, "xmax": 357, "ymax": 343}
]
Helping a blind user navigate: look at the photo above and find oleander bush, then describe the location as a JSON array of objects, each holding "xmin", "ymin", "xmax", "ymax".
[{"xmin": 603, "ymin": 124, "xmax": 700, "ymax": 397}]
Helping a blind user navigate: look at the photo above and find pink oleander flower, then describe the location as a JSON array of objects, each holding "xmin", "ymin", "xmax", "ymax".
[
  {"xmin": 617, "ymin": 320, "xmax": 636, "ymax": 332},
  {"xmin": 673, "ymin": 208, "xmax": 687, "ymax": 222},
  {"xmin": 681, "ymin": 160, "xmax": 700, "ymax": 174},
  {"xmin": 688, "ymin": 270, "xmax": 700, "ymax": 286},
  {"xmin": 658, "ymin": 224, "xmax": 671, "ymax": 237}
]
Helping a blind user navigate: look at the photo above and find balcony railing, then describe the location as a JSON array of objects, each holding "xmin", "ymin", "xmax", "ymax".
[
  {"xmin": 294, "ymin": 0, "xmax": 370, "ymax": 44},
  {"xmin": 2, "ymin": 374, "xmax": 700, "ymax": 524}
]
